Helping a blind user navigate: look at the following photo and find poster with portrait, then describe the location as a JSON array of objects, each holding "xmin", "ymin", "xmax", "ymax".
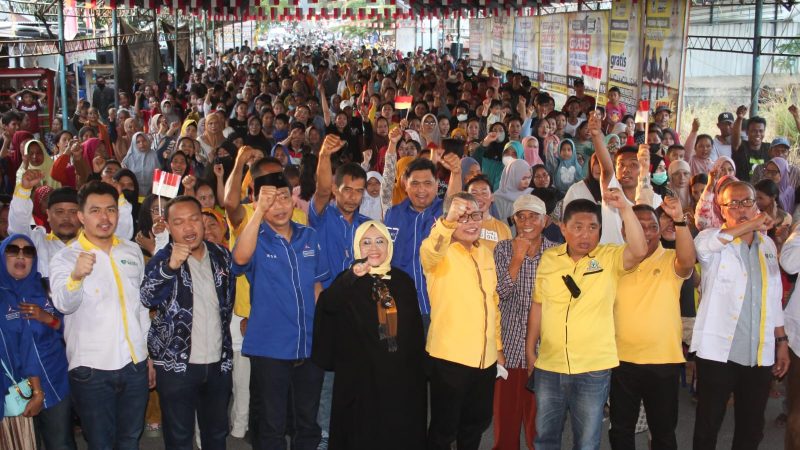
[
  {"xmin": 512, "ymin": 16, "xmax": 539, "ymax": 81},
  {"xmin": 567, "ymin": 10, "xmax": 609, "ymax": 102},
  {"xmin": 491, "ymin": 15, "xmax": 515, "ymax": 73},
  {"xmin": 641, "ymin": 0, "xmax": 689, "ymax": 127},
  {"xmin": 469, "ymin": 19, "xmax": 492, "ymax": 68},
  {"xmin": 608, "ymin": 0, "xmax": 643, "ymax": 111}
]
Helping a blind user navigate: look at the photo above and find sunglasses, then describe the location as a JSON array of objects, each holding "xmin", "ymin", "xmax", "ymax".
[{"xmin": 4, "ymin": 244, "xmax": 36, "ymax": 259}]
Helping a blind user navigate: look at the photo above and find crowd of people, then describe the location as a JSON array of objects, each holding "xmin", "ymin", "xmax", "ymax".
[{"xmin": 0, "ymin": 38, "xmax": 799, "ymax": 450}]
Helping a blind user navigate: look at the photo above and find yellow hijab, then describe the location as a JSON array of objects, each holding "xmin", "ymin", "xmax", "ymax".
[
  {"xmin": 181, "ymin": 119, "xmax": 198, "ymax": 137},
  {"xmin": 353, "ymin": 220, "xmax": 393, "ymax": 279},
  {"xmin": 392, "ymin": 156, "xmax": 414, "ymax": 205},
  {"xmin": 16, "ymin": 140, "xmax": 59, "ymax": 188}
]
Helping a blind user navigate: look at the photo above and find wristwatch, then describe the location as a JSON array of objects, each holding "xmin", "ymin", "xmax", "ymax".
[
  {"xmin": 672, "ymin": 214, "xmax": 687, "ymax": 227},
  {"xmin": 777, "ymin": 336, "xmax": 789, "ymax": 344}
]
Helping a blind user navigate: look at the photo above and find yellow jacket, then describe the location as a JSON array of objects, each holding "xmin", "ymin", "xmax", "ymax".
[{"xmin": 421, "ymin": 218, "xmax": 502, "ymax": 369}]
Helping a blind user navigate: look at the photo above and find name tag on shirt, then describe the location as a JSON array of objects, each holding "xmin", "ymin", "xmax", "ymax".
[
  {"xmin": 480, "ymin": 229, "xmax": 499, "ymax": 242},
  {"xmin": 302, "ymin": 245, "xmax": 316, "ymax": 258}
]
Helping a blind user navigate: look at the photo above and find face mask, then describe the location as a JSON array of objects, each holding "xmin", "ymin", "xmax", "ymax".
[
  {"xmin": 457, "ymin": 114, "xmax": 468, "ymax": 122},
  {"xmin": 502, "ymin": 156, "xmax": 515, "ymax": 167},
  {"xmin": 122, "ymin": 189, "xmax": 138, "ymax": 205},
  {"xmin": 652, "ymin": 172, "xmax": 668, "ymax": 185},
  {"xmin": 496, "ymin": 131, "xmax": 506, "ymax": 142},
  {"xmin": 487, "ymin": 114, "xmax": 500, "ymax": 126},
  {"xmin": 288, "ymin": 105, "xmax": 296, "ymax": 111}
]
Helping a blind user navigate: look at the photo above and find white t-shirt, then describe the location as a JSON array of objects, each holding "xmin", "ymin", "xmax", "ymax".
[
  {"xmin": 600, "ymin": 176, "xmax": 662, "ymax": 245},
  {"xmin": 564, "ymin": 118, "xmax": 585, "ymax": 138},
  {"xmin": 711, "ymin": 137, "xmax": 732, "ymax": 161}
]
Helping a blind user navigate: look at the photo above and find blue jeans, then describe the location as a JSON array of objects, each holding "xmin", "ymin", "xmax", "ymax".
[
  {"xmin": 249, "ymin": 356, "xmax": 324, "ymax": 450},
  {"xmin": 534, "ymin": 368, "xmax": 611, "ymax": 450},
  {"xmin": 68, "ymin": 361, "xmax": 149, "ymax": 450},
  {"xmin": 156, "ymin": 362, "xmax": 232, "ymax": 450},
  {"xmin": 34, "ymin": 396, "xmax": 77, "ymax": 450}
]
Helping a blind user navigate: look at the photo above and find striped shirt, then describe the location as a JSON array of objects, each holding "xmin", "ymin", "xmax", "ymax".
[{"xmin": 494, "ymin": 238, "xmax": 558, "ymax": 369}]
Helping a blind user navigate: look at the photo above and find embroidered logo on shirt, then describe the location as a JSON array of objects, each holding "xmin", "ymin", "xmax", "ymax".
[
  {"xmin": 302, "ymin": 244, "xmax": 315, "ymax": 258},
  {"xmin": 386, "ymin": 226, "xmax": 400, "ymax": 242},
  {"xmin": 586, "ymin": 259, "xmax": 602, "ymax": 273},
  {"xmin": 119, "ymin": 259, "xmax": 138, "ymax": 266},
  {"xmin": 5, "ymin": 305, "xmax": 19, "ymax": 321}
]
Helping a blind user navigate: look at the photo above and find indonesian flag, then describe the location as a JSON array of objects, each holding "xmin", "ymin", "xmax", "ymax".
[
  {"xmin": 580, "ymin": 65, "xmax": 602, "ymax": 92},
  {"xmin": 152, "ymin": 169, "xmax": 182, "ymax": 199},
  {"xmin": 394, "ymin": 95, "xmax": 413, "ymax": 110},
  {"xmin": 635, "ymin": 100, "xmax": 650, "ymax": 124}
]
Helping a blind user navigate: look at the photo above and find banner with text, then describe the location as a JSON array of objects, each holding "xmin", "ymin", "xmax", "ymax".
[
  {"xmin": 539, "ymin": 14, "xmax": 569, "ymax": 99},
  {"xmin": 491, "ymin": 15, "xmax": 515, "ymax": 73},
  {"xmin": 608, "ymin": 0, "xmax": 643, "ymax": 112},
  {"xmin": 512, "ymin": 16, "xmax": 539, "ymax": 81},
  {"xmin": 567, "ymin": 10, "xmax": 609, "ymax": 101},
  {"xmin": 641, "ymin": 0, "xmax": 688, "ymax": 127}
]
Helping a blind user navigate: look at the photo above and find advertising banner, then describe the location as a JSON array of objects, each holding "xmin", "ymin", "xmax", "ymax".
[
  {"xmin": 539, "ymin": 14, "xmax": 569, "ymax": 97},
  {"xmin": 641, "ymin": 0, "xmax": 689, "ymax": 127},
  {"xmin": 608, "ymin": 0, "xmax": 643, "ymax": 111},
  {"xmin": 512, "ymin": 16, "xmax": 539, "ymax": 82},
  {"xmin": 491, "ymin": 16, "xmax": 515, "ymax": 73}
]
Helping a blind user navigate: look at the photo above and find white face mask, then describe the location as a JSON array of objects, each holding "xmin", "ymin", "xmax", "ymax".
[
  {"xmin": 496, "ymin": 132, "xmax": 506, "ymax": 142},
  {"xmin": 502, "ymin": 155, "xmax": 515, "ymax": 167},
  {"xmin": 457, "ymin": 114, "xmax": 468, "ymax": 122}
]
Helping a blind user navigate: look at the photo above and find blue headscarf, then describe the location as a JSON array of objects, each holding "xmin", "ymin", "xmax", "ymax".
[
  {"xmin": 0, "ymin": 234, "xmax": 44, "ymax": 302},
  {"xmin": 553, "ymin": 139, "xmax": 584, "ymax": 194}
]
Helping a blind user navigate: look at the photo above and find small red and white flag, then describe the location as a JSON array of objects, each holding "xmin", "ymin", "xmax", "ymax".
[
  {"xmin": 635, "ymin": 100, "xmax": 650, "ymax": 124},
  {"xmin": 580, "ymin": 65, "xmax": 602, "ymax": 92},
  {"xmin": 394, "ymin": 95, "xmax": 413, "ymax": 110},
  {"xmin": 152, "ymin": 169, "xmax": 182, "ymax": 199}
]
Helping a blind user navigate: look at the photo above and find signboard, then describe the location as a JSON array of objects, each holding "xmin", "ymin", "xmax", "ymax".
[
  {"xmin": 539, "ymin": 14, "xmax": 569, "ymax": 87},
  {"xmin": 512, "ymin": 16, "xmax": 539, "ymax": 81},
  {"xmin": 491, "ymin": 16, "xmax": 514, "ymax": 73},
  {"xmin": 608, "ymin": 0, "xmax": 642, "ymax": 111},
  {"xmin": 642, "ymin": 0, "xmax": 689, "ymax": 127},
  {"xmin": 567, "ymin": 10, "xmax": 609, "ymax": 99}
]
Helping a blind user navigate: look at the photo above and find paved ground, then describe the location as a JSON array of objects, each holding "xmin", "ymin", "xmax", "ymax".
[{"xmin": 76, "ymin": 381, "xmax": 786, "ymax": 449}]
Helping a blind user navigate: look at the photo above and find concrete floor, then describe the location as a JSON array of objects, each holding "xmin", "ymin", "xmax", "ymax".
[{"xmin": 76, "ymin": 383, "xmax": 787, "ymax": 449}]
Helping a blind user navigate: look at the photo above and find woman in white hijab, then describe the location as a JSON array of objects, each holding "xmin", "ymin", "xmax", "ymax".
[
  {"xmin": 493, "ymin": 159, "xmax": 533, "ymax": 224},
  {"xmin": 667, "ymin": 159, "xmax": 693, "ymax": 212},
  {"xmin": 360, "ymin": 171, "xmax": 387, "ymax": 222},
  {"xmin": 122, "ymin": 132, "xmax": 160, "ymax": 195}
]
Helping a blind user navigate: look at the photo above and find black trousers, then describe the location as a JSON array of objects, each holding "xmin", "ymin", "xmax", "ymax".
[
  {"xmin": 692, "ymin": 357, "xmax": 773, "ymax": 450},
  {"xmin": 427, "ymin": 355, "xmax": 496, "ymax": 450},
  {"xmin": 609, "ymin": 362, "xmax": 680, "ymax": 450}
]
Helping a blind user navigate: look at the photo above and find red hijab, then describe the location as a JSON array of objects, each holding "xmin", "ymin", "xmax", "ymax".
[
  {"xmin": 81, "ymin": 138, "xmax": 103, "ymax": 162},
  {"xmin": 9, "ymin": 130, "xmax": 34, "ymax": 174}
]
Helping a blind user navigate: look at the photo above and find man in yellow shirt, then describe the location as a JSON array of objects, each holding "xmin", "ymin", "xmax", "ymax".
[
  {"xmin": 525, "ymin": 194, "xmax": 647, "ymax": 450},
  {"xmin": 465, "ymin": 174, "xmax": 512, "ymax": 252},
  {"xmin": 610, "ymin": 198, "xmax": 696, "ymax": 449},
  {"xmin": 421, "ymin": 192, "xmax": 504, "ymax": 450}
]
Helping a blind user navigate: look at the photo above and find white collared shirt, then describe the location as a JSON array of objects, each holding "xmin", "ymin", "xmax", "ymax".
[
  {"xmin": 779, "ymin": 230, "xmax": 800, "ymax": 353},
  {"xmin": 691, "ymin": 228, "xmax": 784, "ymax": 366},
  {"xmin": 9, "ymin": 185, "xmax": 134, "ymax": 278},
  {"xmin": 50, "ymin": 233, "xmax": 150, "ymax": 371}
]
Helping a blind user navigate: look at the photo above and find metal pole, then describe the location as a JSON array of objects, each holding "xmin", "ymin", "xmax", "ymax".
[
  {"xmin": 203, "ymin": 14, "xmax": 208, "ymax": 64},
  {"xmin": 112, "ymin": 7, "xmax": 119, "ymax": 108},
  {"xmin": 191, "ymin": 15, "xmax": 196, "ymax": 71},
  {"xmin": 174, "ymin": 9, "xmax": 179, "ymax": 89},
  {"xmin": 750, "ymin": 0, "xmax": 763, "ymax": 116},
  {"xmin": 57, "ymin": 0, "xmax": 69, "ymax": 130},
  {"xmin": 211, "ymin": 17, "xmax": 215, "ymax": 56},
  {"xmin": 240, "ymin": 17, "xmax": 244, "ymax": 50},
  {"xmin": 429, "ymin": 19, "xmax": 433, "ymax": 50}
]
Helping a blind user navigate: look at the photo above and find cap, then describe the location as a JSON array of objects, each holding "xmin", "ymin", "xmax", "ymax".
[
  {"xmin": 655, "ymin": 105, "xmax": 672, "ymax": 115},
  {"xmin": 512, "ymin": 195, "xmax": 547, "ymax": 216},
  {"xmin": 339, "ymin": 98, "xmax": 354, "ymax": 110},
  {"xmin": 47, "ymin": 187, "xmax": 78, "ymax": 208},
  {"xmin": 717, "ymin": 112, "xmax": 735, "ymax": 124},
  {"xmin": 771, "ymin": 137, "xmax": 791, "ymax": 149},
  {"xmin": 253, "ymin": 173, "xmax": 289, "ymax": 196}
]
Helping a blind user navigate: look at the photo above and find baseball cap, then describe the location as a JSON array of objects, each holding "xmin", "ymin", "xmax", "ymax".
[
  {"xmin": 339, "ymin": 98, "xmax": 354, "ymax": 110},
  {"xmin": 771, "ymin": 137, "xmax": 791, "ymax": 149},
  {"xmin": 717, "ymin": 112, "xmax": 734, "ymax": 123},
  {"xmin": 655, "ymin": 106, "xmax": 672, "ymax": 115},
  {"xmin": 513, "ymin": 195, "xmax": 547, "ymax": 216}
]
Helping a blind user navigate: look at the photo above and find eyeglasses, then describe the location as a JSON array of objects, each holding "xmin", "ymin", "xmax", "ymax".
[
  {"xmin": 721, "ymin": 198, "xmax": 755, "ymax": 210},
  {"xmin": 4, "ymin": 245, "xmax": 36, "ymax": 259},
  {"xmin": 458, "ymin": 211, "xmax": 484, "ymax": 223},
  {"xmin": 763, "ymin": 168, "xmax": 780, "ymax": 177}
]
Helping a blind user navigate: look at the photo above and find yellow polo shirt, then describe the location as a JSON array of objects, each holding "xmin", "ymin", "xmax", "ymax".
[
  {"xmin": 615, "ymin": 245, "xmax": 687, "ymax": 364},
  {"xmin": 229, "ymin": 203, "xmax": 308, "ymax": 318},
  {"xmin": 533, "ymin": 243, "xmax": 628, "ymax": 374},
  {"xmin": 422, "ymin": 219, "xmax": 503, "ymax": 369}
]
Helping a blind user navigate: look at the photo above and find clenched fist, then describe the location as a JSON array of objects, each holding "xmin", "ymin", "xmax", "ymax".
[
  {"xmin": 168, "ymin": 243, "xmax": 192, "ymax": 270},
  {"xmin": 71, "ymin": 252, "xmax": 96, "ymax": 281}
]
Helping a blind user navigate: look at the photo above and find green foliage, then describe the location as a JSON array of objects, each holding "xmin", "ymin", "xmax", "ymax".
[{"xmin": 774, "ymin": 40, "xmax": 800, "ymax": 75}]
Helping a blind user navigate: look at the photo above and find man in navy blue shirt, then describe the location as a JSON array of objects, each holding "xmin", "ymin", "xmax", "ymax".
[
  {"xmin": 232, "ymin": 172, "xmax": 329, "ymax": 450},
  {"xmin": 384, "ymin": 151, "xmax": 462, "ymax": 330},
  {"xmin": 310, "ymin": 134, "xmax": 369, "ymax": 287}
]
